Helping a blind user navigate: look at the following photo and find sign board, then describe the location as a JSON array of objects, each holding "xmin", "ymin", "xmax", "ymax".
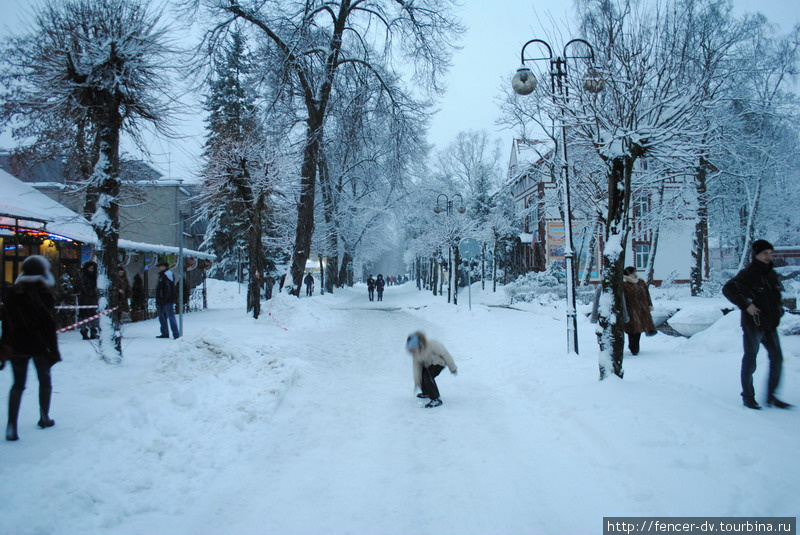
[{"xmin": 458, "ymin": 238, "xmax": 480, "ymax": 260}]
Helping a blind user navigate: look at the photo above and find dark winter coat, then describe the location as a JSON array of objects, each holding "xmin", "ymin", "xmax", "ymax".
[
  {"xmin": 367, "ymin": 277, "xmax": 375, "ymax": 290},
  {"xmin": 622, "ymin": 275, "xmax": 655, "ymax": 335},
  {"xmin": 0, "ymin": 284, "xmax": 61, "ymax": 365},
  {"xmin": 376, "ymin": 276, "xmax": 385, "ymax": 292},
  {"xmin": 117, "ymin": 273, "xmax": 132, "ymax": 313},
  {"xmin": 78, "ymin": 261, "xmax": 99, "ymax": 318},
  {"xmin": 304, "ymin": 274, "xmax": 314, "ymax": 287},
  {"xmin": 155, "ymin": 270, "xmax": 177, "ymax": 306},
  {"xmin": 722, "ymin": 258, "xmax": 783, "ymax": 331}
]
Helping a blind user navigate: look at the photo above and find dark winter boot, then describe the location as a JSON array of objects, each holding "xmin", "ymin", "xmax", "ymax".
[
  {"xmin": 81, "ymin": 328, "xmax": 90, "ymax": 340},
  {"xmin": 416, "ymin": 393, "xmax": 429, "ymax": 399},
  {"xmin": 90, "ymin": 328, "xmax": 99, "ymax": 339},
  {"xmin": 743, "ymin": 398, "xmax": 762, "ymax": 410},
  {"xmin": 38, "ymin": 386, "xmax": 55, "ymax": 429},
  {"xmin": 424, "ymin": 398, "xmax": 443, "ymax": 408},
  {"xmin": 767, "ymin": 396, "xmax": 792, "ymax": 409},
  {"xmin": 7, "ymin": 387, "xmax": 22, "ymax": 441}
]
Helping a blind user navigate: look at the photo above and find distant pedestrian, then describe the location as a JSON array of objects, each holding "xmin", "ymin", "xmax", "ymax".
[
  {"xmin": 722, "ymin": 239, "xmax": 791, "ymax": 410},
  {"xmin": 155, "ymin": 261, "xmax": 180, "ymax": 339},
  {"xmin": 405, "ymin": 331, "xmax": 457, "ymax": 408},
  {"xmin": 304, "ymin": 272, "xmax": 315, "ymax": 296},
  {"xmin": 116, "ymin": 266, "xmax": 131, "ymax": 318},
  {"xmin": 78, "ymin": 260, "xmax": 99, "ymax": 340},
  {"xmin": 622, "ymin": 266, "xmax": 655, "ymax": 355},
  {"xmin": 367, "ymin": 275, "xmax": 376, "ymax": 302},
  {"xmin": 0, "ymin": 255, "xmax": 61, "ymax": 441},
  {"xmin": 376, "ymin": 274, "xmax": 385, "ymax": 302},
  {"xmin": 265, "ymin": 273, "xmax": 275, "ymax": 300},
  {"xmin": 131, "ymin": 273, "xmax": 146, "ymax": 321}
]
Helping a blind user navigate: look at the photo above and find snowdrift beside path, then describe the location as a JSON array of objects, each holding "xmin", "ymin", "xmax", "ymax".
[{"xmin": 1, "ymin": 280, "xmax": 797, "ymax": 535}]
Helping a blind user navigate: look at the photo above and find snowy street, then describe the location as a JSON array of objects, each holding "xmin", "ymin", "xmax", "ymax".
[{"xmin": 2, "ymin": 281, "xmax": 799, "ymax": 535}]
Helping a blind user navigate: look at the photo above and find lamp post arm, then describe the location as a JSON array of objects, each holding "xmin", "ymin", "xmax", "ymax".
[
  {"xmin": 520, "ymin": 38, "xmax": 554, "ymax": 64},
  {"xmin": 563, "ymin": 38, "xmax": 596, "ymax": 61}
]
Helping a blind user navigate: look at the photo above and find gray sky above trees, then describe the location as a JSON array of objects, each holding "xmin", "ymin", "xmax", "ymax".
[{"xmin": 0, "ymin": 0, "xmax": 797, "ymax": 181}]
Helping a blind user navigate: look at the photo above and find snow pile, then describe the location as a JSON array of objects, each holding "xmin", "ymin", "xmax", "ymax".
[
  {"xmin": 205, "ymin": 278, "xmax": 244, "ymax": 309},
  {"xmin": 1, "ymin": 324, "xmax": 296, "ymax": 534},
  {"xmin": 669, "ymin": 305, "xmax": 725, "ymax": 325}
]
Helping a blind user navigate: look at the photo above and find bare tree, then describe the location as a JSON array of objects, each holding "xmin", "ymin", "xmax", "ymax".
[
  {"xmin": 0, "ymin": 0, "xmax": 174, "ymax": 361},
  {"xmin": 195, "ymin": 0, "xmax": 463, "ymax": 295},
  {"xmin": 570, "ymin": 0, "xmax": 713, "ymax": 379}
]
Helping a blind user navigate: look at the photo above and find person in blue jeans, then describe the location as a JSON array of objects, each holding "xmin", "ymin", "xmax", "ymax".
[
  {"xmin": 155, "ymin": 261, "xmax": 180, "ymax": 339},
  {"xmin": 722, "ymin": 239, "xmax": 791, "ymax": 410}
]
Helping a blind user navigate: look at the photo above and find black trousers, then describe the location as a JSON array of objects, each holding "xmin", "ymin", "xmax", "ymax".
[
  {"xmin": 741, "ymin": 323, "xmax": 782, "ymax": 402},
  {"xmin": 421, "ymin": 365, "xmax": 444, "ymax": 400},
  {"xmin": 8, "ymin": 356, "xmax": 52, "ymax": 425}
]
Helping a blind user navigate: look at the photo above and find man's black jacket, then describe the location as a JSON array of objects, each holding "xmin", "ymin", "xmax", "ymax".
[{"xmin": 722, "ymin": 259, "xmax": 784, "ymax": 330}]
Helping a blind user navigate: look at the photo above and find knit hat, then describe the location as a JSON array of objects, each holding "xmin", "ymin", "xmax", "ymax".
[
  {"xmin": 406, "ymin": 333, "xmax": 421, "ymax": 352},
  {"xmin": 15, "ymin": 255, "xmax": 55, "ymax": 287},
  {"xmin": 752, "ymin": 239, "xmax": 774, "ymax": 256}
]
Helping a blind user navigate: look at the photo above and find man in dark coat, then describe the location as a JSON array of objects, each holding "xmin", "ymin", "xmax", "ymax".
[
  {"xmin": 155, "ymin": 261, "xmax": 180, "ymax": 339},
  {"xmin": 376, "ymin": 274, "xmax": 385, "ymax": 302},
  {"xmin": 78, "ymin": 260, "xmax": 99, "ymax": 339},
  {"xmin": 304, "ymin": 272, "xmax": 314, "ymax": 296},
  {"xmin": 722, "ymin": 239, "xmax": 791, "ymax": 410}
]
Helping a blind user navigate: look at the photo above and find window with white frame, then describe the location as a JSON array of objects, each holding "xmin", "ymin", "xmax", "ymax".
[
  {"xmin": 634, "ymin": 244, "xmax": 650, "ymax": 270},
  {"xmin": 633, "ymin": 192, "xmax": 651, "ymax": 218}
]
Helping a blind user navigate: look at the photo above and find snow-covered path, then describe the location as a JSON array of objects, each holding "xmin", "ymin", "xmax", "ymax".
[{"xmin": 2, "ymin": 281, "xmax": 798, "ymax": 535}]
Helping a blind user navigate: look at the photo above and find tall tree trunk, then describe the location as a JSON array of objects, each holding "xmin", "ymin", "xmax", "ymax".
[
  {"xmin": 598, "ymin": 156, "xmax": 633, "ymax": 380},
  {"xmin": 481, "ymin": 243, "xmax": 486, "ymax": 290},
  {"xmin": 247, "ymin": 192, "xmax": 265, "ymax": 319},
  {"xmin": 318, "ymin": 157, "xmax": 337, "ymax": 294},
  {"xmin": 581, "ymin": 217, "xmax": 601, "ymax": 286},
  {"xmin": 91, "ymin": 115, "xmax": 122, "ymax": 362},
  {"xmin": 337, "ymin": 251, "xmax": 353, "ymax": 287},
  {"xmin": 325, "ymin": 255, "xmax": 336, "ymax": 292},
  {"xmin": 319, "ymin": 256, "xmax": 325, "ymax": 295},
  {"xmin": 493, "ymin": 237, "xmax": 498, "ymax": 293},
  {"xmin": 738, "ymin": 177, "xmax": 762, "ymax": 271},
  {"xmin": 690, "ymin": 158, "xmax": 709, "ymax": 295},
  {"xmin": 646, "ymin": 182, "xmax": 666, "ymax": 286},
  {"xmin": 290, "ymin": 116, "xmax": 323, "ymax": 295}
]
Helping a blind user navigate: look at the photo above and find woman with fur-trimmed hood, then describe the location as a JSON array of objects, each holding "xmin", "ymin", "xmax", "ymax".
[
  {"xmin": 622, "ymin": 266, "xmax": 656, "ymax": 355},
  {"xmin": 1, "ymin": 255, "xmax": 61, "ymax": 441},
  {"xmin": 405, "ymin": 331, "xmax": 457, "ymax": 408}
]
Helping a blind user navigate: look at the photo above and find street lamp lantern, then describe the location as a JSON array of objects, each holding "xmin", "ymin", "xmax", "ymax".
[
  {"xmin": 512, "ymin": 37, "xmax": 603, "ymax": 356},
  {"xmin": 511, "ymin": 67, "xmax": 537, "ymax": 95},
  {"xmin": 583, "ymin": 68, "xmax": 605, "ymax": 93}
]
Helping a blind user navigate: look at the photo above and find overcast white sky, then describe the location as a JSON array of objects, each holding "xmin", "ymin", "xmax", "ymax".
[{"xmin": 0, "ymin": 0, "xmax": 798, "ymax": 180}]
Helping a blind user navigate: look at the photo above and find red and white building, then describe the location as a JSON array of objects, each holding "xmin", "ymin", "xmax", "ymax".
[{"xmin": 507, "ymin": 138, "xmax": 698, "ymax": 284}]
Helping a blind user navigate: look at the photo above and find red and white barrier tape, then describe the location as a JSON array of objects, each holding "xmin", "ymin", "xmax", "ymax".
[
  {"xmin": 55, "ymin": 305, "xmax": 99, "ymax": 310},
  {"xmin": 57, "ymin": 307, "xmax": 118, "ymax": 334}
]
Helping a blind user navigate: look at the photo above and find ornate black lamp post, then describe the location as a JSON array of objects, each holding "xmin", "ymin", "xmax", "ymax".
[
  {"xmin": 433, "ymin": 193, "xmax": 465, "ymax": 303},
  {"xmin": 512, "ymin": 38, "xmax": 604, "ymax": 355}
]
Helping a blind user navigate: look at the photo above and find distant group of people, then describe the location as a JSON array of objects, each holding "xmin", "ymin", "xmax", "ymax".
[
  {"xmin": 366, "ymin": 274, "xmax": 385, "ymax": 301},
  {"xmin": 75, "ymin": 259, "xmax": 179, "ymax": 341}
]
